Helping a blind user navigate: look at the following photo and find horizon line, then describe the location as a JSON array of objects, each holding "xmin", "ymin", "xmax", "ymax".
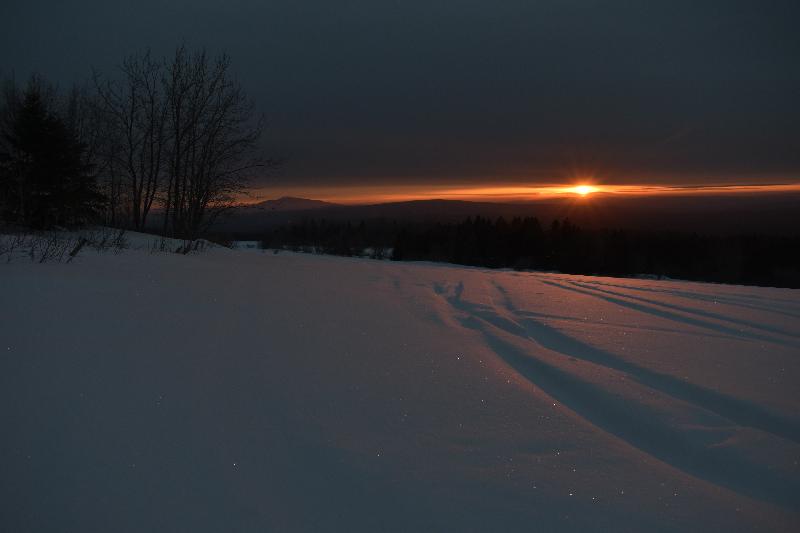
[{"xmin": 239, "ymin": 182, "xmax": 800, "ymax": 206}]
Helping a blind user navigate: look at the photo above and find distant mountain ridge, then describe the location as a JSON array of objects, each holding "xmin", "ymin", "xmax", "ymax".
[
  {"xmin": 217, "ymin": 193, "xmax": 800, "ymax": 236},
  {"xmin": 241, "ymin": 196, "xmax": 337, "ymax": 212}
]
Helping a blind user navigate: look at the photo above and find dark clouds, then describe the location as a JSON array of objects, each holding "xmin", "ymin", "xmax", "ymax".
[{"xmin": 2, "ymin": 1, "xmax": 798, "ymax": 187}]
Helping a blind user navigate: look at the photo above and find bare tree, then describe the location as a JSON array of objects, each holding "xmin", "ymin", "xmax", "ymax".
[
  {"xmin": 162, "ymin": 46, "xmax": 266, "ymax": 240},
  {"xmin": 94, "ymin": 46, "xmax": 268, "ymax": 239},
  {"xmin": 94, "ymin": 50, "xmax": 168, "ymax": 231}
]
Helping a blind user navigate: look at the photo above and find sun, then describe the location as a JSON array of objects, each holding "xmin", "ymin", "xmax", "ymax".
[{"xmin": 571, "ymin": 185, "xmax": 598, "ymax": 196}]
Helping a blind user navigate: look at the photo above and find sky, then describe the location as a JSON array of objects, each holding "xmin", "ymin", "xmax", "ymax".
[{"xmin": 2, "ymin": 1, "xmax": 799, "ymax": 201}]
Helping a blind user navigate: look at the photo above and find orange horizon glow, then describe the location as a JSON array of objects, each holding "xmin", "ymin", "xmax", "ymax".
[{"xmin": 240, "ymin": 182, "xmax": 800, "ymax": 205}]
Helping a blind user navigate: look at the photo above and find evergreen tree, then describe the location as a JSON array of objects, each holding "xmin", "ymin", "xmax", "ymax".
[{"xmin": 0, "ymin": 78, "xmax": 103, "ymax": 228}]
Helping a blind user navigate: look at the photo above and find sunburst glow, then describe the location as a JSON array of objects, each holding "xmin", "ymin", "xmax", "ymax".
[{"xmin": 571, "ymin": 185, "xmax": 598, "ymax": 196}]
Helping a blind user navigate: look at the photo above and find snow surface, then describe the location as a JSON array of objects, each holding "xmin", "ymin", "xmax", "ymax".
[{"xmin": 1, "ymin": 239, "xmax": 799, "ymax": 532}]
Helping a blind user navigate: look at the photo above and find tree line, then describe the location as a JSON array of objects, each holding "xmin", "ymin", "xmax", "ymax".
[
  {"xmin": 0, "ymin": 45, "xmax": 267, "ymax": 239},
  {"xmin": 242, "ymin": 216, "xmax": 800, "ymax": 288}
]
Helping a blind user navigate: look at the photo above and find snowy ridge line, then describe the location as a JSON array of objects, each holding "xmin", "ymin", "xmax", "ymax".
[
  {"xmin": 538, "ymin": 280, "xmax": 800, "ymax": 350},
  {"xmin": 435, "ymin": 279, "xmax": 800, "ymax": 509},
  {"xmin": 565, "ymin": 280, "xmax": 800, "ymax": 342}
]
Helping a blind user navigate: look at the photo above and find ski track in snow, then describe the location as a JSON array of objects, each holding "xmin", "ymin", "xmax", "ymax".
[
  {"xmin": 434, "ymin": 276, "xmax": 800, "ymax": 509},
  {"xmin": 573, "ymin": 279, "xmax": 800, "ymax": 320},
  {"xmin": 537, "ymin": 279, "xmax": 799, "ymax": 349},
  {"xmin": 2, "ymin": 241, "xmax": 799, "ymax": 532}
]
